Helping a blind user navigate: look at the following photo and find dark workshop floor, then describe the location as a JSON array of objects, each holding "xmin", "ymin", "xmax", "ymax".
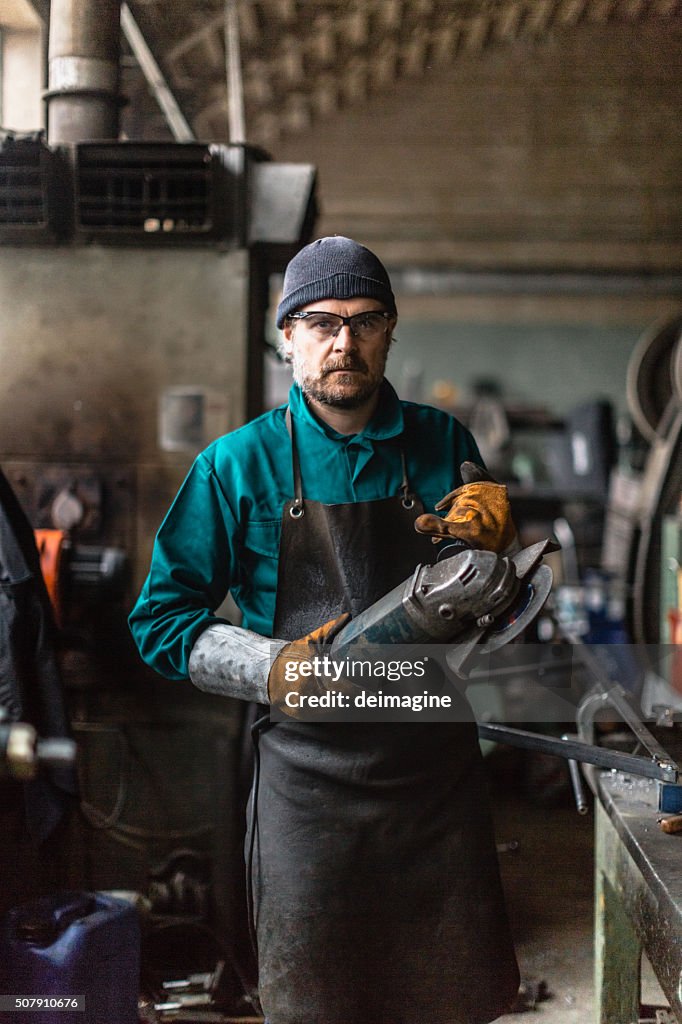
[
  {"xmin": 489, "ymin": 748, "xmax": 669, "ymax": 1023},
  {"xmin": 4, "ymin": 751, "xmax": 671, "ymax": 1023},
  {"xmin": 143, "ymin": 750, "xmax": 670, "ymax": 1024}
]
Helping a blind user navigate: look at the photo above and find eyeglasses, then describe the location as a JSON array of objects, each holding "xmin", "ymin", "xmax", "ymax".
[{"xmin": 288, "ymin": 310, "xmax": 393, "ymax": 341}]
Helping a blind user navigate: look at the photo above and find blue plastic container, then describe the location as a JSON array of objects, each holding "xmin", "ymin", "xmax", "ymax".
[{"xmin": 0, "ymin": 891, "xmax": 140, "ymax": 1024}]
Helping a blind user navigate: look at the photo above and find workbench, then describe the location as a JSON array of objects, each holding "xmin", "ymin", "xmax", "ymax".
[{"xmin": 595, "ymin": 770, "xmax": 682, "ymax": 1023}]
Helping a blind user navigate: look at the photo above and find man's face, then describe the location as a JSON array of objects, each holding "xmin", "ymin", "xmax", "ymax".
[{"xmin": 282, "ymin": 297, "xmax": 396, "ymax": 410}]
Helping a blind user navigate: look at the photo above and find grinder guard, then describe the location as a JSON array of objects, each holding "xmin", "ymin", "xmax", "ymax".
[{"xmin": 330, "ymin": 539, "xmax": 556, "ymax": 677}]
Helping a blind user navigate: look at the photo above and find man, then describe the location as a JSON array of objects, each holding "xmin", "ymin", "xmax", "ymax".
[{"xmin": 130, "ymin": 236, "xmax": 519, "ymax": 1024}]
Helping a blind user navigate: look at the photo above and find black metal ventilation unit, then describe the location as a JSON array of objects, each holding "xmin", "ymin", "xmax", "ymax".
[
  {"xmin": 0, "ymin": 136, "xmax": 316, "ymax": 256},
  {"xmin": 0, "ymin": 133, "xmax": 65, "ymax": 243},
  {"xmin": 73, "ymin": 142, "xmax": 240, "ymax": 245}
]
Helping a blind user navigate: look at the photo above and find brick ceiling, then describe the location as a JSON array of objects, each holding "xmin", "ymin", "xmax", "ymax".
[{"xmin": 118, "ymin": 0, "xmax": 682, "ymax": 147}]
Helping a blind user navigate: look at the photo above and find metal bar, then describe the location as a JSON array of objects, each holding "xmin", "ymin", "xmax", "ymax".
[
  {"xmin": 561, "ymin": 625, "xmax": 679, "ymax": 772},
  {"xmin": 563, "ymin": 732, "xmax": 589, "ymax": 814},
  {"xmin": 478, "ymin": 722, "xmax": 678, "ymax": 783},
  {"xmin": 165, "ymin": 15, "xmax": 225, "ymax": 63},
  {"xmin": 225, "ymin": 0, "xmax": 246, "ymax": 144},
  {"xmin": 575, "ymin": 686, "xmax": 610, "ymax": 746},
  {"xmin": 567, "ymin": 757, "xmax": 589, "ymax": 814},
  {"xmin": 602, "ymin": 683, "xmax": 678, "ymax": 769},
  {"xmin": 120, "ymin": 3, "xmax": 195, "ymax": 143},
  {"xmin": 387, "ymin": 267, "xmax": 682, "ymax": 297}
]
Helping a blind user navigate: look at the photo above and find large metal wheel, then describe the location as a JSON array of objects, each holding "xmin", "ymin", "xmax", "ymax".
[
  {"xmin": 631, "ymin": 411, "xmax": 682, "ymax": 645},
  {"xmin": 673, "ymin": 328, "xmax": 682, "ymax": 405},
  {"xmin": 626, "ymin": 313, "xmax": 682, "ymax": 444},
  {"xmin": 625, "ymin": 314, "xmax": 682, "ymax": 644}
]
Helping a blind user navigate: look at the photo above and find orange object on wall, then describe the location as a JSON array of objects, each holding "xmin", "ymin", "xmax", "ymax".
[
  {"xmin": 34, "ymin": 528, "xmax": 67, "ymax": 628},
  {"xmin": 669, "ymin": 607, "xmax": 682, "ymax": 694}
]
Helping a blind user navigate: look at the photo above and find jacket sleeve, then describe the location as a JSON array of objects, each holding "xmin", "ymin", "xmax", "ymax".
[
  {"xmin": 459, "ymin": 424, "xmax": 485, "ymax": 473},
  {"xmin": 129, "ymin": 452, "xmax": 240, "ymax": 680}
]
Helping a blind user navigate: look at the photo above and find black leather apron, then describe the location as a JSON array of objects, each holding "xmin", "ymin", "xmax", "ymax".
[{"xmin": 249, "ymin": 411, "xmax": 519, "ymax": 1024}]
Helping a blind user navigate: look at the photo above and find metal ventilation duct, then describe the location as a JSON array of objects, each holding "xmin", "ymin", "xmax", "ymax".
[
  {"xmin": 45, "ymin": 0, "xmax": 122, "ymax": 144},
  {"xmin": 0, "ymin": 134, "xmax": 61, "ymax": 241},
  {"xmin": 72, "ymin": 141, "xmax": 238, "ymax": 244}
]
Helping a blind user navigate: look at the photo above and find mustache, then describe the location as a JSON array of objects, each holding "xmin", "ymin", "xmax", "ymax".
[{"xmin": 321, "ymin": 356, "xmax": 369, "ymax": 376}]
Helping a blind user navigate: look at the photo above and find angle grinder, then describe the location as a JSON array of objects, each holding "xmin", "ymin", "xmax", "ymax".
[{"xmin": 330, "ymin": 538, "xmax": 557, "ymax": 677}]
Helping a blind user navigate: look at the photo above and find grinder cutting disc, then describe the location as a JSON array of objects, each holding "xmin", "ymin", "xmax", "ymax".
[
  {"xmin": 446, "ymin": 539, "xmax": 556, "ymax": 678},
  {"xmin": 476, "ymin": 563, "xmax": 553, "ymax": 653}
]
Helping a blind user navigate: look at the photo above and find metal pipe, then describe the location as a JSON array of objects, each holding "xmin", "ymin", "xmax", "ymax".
[
  {"xmin": 120, "ymin": 3, "xmax": 195, "ymax": 142},
  {"xmin": 45, "ymin": 0, "xmax": 121, "ymax": 143},
  {"xmin": 563, "ymin": 734, "xmax": 590, "ymax": 815},
  {"xmin": 388, "ymin": 267, "xmax": 682, "ymax": 298},
  {"xmin": 567, "ymin": 758, "xmax": 589, "ymax": 815},
  {"xmin": 225, "ymin": 0, "xmax": 245, "ymax": 144}
]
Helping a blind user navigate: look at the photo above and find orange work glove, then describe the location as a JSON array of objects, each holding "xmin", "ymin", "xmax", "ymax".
[
  {"xmin": 268, "ymin": 613, "xmax": 361, "ymax": 717},
  {"xmin": 414, "ymin": 461, "xmax": 518, "ymax": 555}
]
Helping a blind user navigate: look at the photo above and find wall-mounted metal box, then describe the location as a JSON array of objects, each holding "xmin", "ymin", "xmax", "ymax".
[
  {"xmin": 0, "ymin": 134, "xmax": 66, "ymax": 244},
  {"xmin": 72, "ymin": 141, "xmax": 240, "ymax": 246}
]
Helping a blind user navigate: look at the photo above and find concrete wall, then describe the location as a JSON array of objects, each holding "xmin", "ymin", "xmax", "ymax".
[
  {"xmin": 388, "ymin": 291, "xmax": 682, "ymax": 417},
  {"xmin": 390, "ymin": 318, "xmax": 639, "ymax": 418},
  {"xmin": 0, "ymin": 246, "xmax": 250, "ymax": 588}
]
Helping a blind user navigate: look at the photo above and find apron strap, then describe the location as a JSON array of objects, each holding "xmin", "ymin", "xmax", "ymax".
[
  {"xmin": 399, "ymin": 449, "xmax": 415, "ymax": 510},
  {"xmin": 285, "ymin": 407, "xmax": 305, "ymax": 519},
  {"xmin": 285, "ymin": 405, "xmax": 416, "ymax": 513}
]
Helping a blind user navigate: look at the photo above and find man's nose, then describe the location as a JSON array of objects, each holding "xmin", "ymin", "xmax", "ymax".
[{"xmin": 333, "ymin": 325, "xmax": 358, "ymax": 351}]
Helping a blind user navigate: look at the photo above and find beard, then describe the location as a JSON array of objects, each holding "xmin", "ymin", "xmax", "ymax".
[{"xmin": 292, "ymin": 348, "xmax": 389, "ymax": 409}]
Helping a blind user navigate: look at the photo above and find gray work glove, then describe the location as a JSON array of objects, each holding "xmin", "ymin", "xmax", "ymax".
[{"xmin": 188, "ymin": 623, "xmax": 286, "ymax": 703}]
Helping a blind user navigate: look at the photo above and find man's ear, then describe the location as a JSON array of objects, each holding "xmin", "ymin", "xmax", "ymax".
[{"xmin": 281, "ymin": 322, "xmax": 295, "ymax": 361}]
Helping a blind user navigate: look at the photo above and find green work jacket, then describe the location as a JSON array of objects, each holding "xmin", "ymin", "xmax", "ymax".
[{"xmin": 129, "ymin": 379, "xmax": 481, "ymax": 680}]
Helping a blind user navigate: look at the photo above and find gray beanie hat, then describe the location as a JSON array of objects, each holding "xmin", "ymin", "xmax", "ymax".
[{"xmin": 276, "ymin": 236, "xmax": 396, "ymax": 328}]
